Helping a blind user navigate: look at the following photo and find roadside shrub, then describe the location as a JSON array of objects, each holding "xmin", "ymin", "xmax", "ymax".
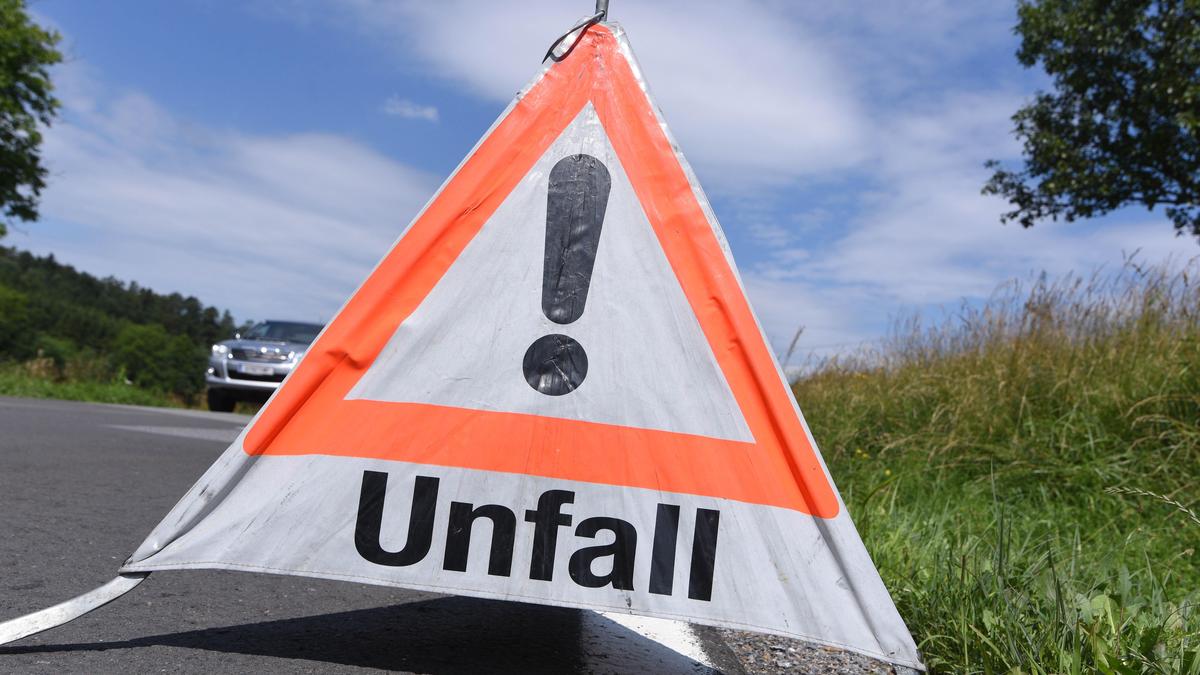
[
  {"xmin": 0, "ymin": 362, "xmax": 179, "ymax": 407},
  {"xmin": 62, "ymin": 347, "xmax": 113, "ymax": 382},
  {"xmin": 33, "ymin": 333, "xmax": 76, "ymax": 372},
  {"xmin": 0, "ymin": 284, "xmax": 31, "ymax": 358},
  {"xmin": 109, "ymin": 323, "xmax": 205, "ymax": 399}
]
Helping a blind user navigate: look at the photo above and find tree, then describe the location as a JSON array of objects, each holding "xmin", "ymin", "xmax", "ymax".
[
  {"xmin": 984, "ymin": 0, "xmax": 1200, "ymax": 237},
  {"xmin": 0, "ymin": 284, "xmax": 30, "ymax": 357},
  {"xmin": 109, "ymin": 323, "xmax": 206, "ymax": 399},
  {"xmin": 0, "ymin": 0, "xmax": 62, "ymax": 236}
]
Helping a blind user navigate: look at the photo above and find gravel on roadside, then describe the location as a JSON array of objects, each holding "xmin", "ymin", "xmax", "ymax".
[{"xmin": 718, "ymin": 628, "xmax": 910, "ymax": 674}]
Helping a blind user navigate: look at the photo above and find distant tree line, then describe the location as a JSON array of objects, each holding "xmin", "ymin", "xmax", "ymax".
[{"xmin": 0, "ymin": 247, "xmax": 240, "ymax": 400}]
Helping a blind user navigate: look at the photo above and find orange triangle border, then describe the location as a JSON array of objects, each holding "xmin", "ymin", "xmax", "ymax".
[{"xmin": 243, "ymin": 26, "xmax": 839, "ymax": 518}]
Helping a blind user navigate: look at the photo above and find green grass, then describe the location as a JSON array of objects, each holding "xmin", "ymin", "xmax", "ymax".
[
  {"xmin": 799, "ymin": 262, "xmax": 1200, "ymax": 673},
  {"xmin": 0, "ymin": 363, "xmax": 181, "ymax": 408}
]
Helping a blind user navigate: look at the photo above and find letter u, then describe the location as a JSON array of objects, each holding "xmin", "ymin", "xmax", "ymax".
[{"xmin": 354, "ymin": 471, "xmax": 439, "ymax": 566}]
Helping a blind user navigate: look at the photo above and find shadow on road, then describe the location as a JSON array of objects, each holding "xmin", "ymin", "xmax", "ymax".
[{"xmin": 1, "ymin": 597, "xmax": 587, "ymax": 673}]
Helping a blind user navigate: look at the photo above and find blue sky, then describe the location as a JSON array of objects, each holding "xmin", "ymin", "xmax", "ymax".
[{"xmin": 16, "ymin": 0, "xmax": 1197, "ymax": 359}]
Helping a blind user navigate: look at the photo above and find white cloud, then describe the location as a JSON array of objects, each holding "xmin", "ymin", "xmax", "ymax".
[
  {"xmin": 317, "ymin": 0, "xmax": 870, "ymax": 185},
  {"xmin": 809, "ymin": 89, "xmax": 1191, "ymax": 302},
  {"xmin": 307, "ymin": 0, "xmax": 1197, "ymax": 354},
  {"xmin": 21, "ymin": 64, "xmax": 438, "ymax": 323},
  {"xmin": 743, "ymin": 87, "xmax": 1197, "ymax": 357},
  {"xmin": 382, "ymin": 96, "xmax": 439, "ymax": 122},
  {"xmin": 741, "ymin": 274, "xmax": 877, "ymax": 357}
]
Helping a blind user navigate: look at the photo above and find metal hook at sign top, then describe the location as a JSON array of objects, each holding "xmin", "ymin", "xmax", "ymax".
[{"xmin": 543, "ymin": 2, "xmax": 609, "ymax": 63}]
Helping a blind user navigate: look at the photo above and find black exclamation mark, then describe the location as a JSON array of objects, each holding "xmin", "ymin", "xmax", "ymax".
[{"xmin": 522, "ymin": 154, "xmax": 611, "ymax": 396}]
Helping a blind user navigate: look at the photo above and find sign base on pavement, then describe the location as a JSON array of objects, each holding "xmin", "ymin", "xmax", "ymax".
[{"xmin": 0, "ymin": 574, "xmax": 148, "ymax": 646}]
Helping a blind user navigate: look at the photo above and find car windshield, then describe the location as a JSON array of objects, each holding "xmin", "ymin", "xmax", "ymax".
[{"xmin": 241, "ymin": 321, "xmax": 323, "ymax": 345}]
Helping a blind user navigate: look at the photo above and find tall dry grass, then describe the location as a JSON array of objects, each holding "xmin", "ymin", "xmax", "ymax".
[{"xmin": 796, "ymin": 259, "xmax": 1200, "ymax": 673}]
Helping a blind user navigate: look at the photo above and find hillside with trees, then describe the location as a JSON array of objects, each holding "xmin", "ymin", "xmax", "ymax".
[{"xmin": 0, "ymin": 246, "xmax": 240, "ymax": 403}]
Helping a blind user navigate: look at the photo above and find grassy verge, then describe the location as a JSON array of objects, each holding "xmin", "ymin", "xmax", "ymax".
[
  {"xmin": 0, "ymin": 364, "xmax": 181, "ymax": 408},
  {"xmin": 800, "ymin": 262, "xmax": 1199, "ymax": 672}
]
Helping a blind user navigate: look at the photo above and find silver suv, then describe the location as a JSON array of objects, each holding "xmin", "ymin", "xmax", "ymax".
[{"xmin": 206, "ymin": 320, "xmax": 323, "ymax": 412}]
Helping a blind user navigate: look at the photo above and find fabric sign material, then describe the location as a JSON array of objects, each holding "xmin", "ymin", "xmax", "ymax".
[{"xmin": 121, "ymin": 23, "xmax": 923, "ymax": 671}]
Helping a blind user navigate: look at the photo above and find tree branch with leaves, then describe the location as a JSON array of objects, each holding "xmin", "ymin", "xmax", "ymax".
[
  {"xmin": 0, "ymin": 0, "xmax": 62, "ymax": 236},
  {"xmin": 984, "ymin": 0, "xmax": 1199, "ymax": 238}
]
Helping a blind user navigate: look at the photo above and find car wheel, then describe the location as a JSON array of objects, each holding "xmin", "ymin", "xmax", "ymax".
[{"xmin": 206, "ymin": 388, "xmax": 236, "ymax": 413}]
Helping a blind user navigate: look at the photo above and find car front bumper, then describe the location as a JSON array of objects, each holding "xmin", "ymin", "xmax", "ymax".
[{"xmin": 206, "ymin": 356, "xmax": 296, "ymax": 393}]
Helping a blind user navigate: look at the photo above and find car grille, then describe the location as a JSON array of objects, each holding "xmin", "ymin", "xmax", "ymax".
[
  {"xmin": 229, "ymin": 371, "xmax": 287, "ymax": 383},
  {"xmin": 231, "ymin": 348, "xmax": 289, "ymax": 363}
]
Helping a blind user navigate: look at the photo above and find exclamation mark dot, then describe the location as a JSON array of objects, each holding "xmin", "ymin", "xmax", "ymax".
[{"xmin": 523, "ymin": 154, "xmax": 611, "ymax": 396}]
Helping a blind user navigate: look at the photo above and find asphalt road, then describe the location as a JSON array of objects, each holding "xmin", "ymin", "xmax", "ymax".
[{"xmin": 0, "ymin": 396, "xmax": 748, "ymax": 674}]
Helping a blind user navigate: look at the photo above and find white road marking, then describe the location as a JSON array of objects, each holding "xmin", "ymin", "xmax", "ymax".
[
  {"xmin": 580, "ymin": 611, "xmax": 718, "ymax": 674},
  {"xmin": 115, "ymin": 406, "xmax": 251, "ymax": 424},
  {"xmin": 107, "ymin": 425, "xmax": 241, "ymax": 443}
]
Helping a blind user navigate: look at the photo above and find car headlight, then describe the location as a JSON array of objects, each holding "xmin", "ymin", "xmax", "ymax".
[{"xmin": 212, "ymin": 344, "xmax": 229, "ymax": 355}]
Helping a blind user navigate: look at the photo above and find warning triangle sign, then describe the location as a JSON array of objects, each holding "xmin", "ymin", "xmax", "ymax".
[{"xmin": 113, "ymin": 23, "xmax": 921, "ymax": 669}]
